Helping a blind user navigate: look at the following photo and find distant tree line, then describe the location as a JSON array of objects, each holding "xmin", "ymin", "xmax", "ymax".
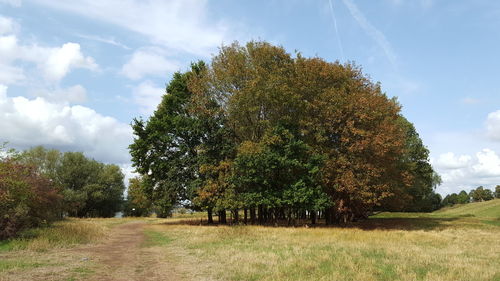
[
  {"xmin": 0, "ymin": 145, "xmax": 125, "ymax": 239},
  {"xmin": 442, "ymin": 186, "xmax": 499, "ymax": 206},
  {"xmin": 129, "ymin": 41, "xmax": 442, "ymax": 225}
]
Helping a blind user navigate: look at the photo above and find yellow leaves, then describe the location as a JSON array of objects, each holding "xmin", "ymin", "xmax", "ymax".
[{"xmin": 237, "ymin": 141, "xmax": 262, "ymax": 155}]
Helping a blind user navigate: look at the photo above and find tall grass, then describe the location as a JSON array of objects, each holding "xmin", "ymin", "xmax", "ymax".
[{"xmin": 0, "ymin": 218, "xmax": 106, "ymax": 252}]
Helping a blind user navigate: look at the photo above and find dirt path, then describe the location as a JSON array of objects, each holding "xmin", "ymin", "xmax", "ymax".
[{"xmin": 77, "ymin": 221, "xmax": 181, "ymax": 281}]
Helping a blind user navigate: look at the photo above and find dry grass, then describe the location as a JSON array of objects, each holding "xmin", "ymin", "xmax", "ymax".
[
  {"xmin": 145, "ymin": 222, "xmax": 499, "ymax": 281},
  {"xmin": 0, "ymin": 218, "xmax": 119, "ymax": 281},
  {"xmin": 1, "ymin": 201, "xmax": 498, "ymax": 281},
  {"xmin": 143, "ymin": 201, "xmax": 500, "ymax": 281},
  {"xmin": 0, "ymin": 219, "xmax": 108, "ymax": 252}
]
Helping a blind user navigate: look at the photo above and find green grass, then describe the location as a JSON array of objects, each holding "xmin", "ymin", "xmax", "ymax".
[
  {"xmin": 434, "ymin": 199, "xmax": 500, "ymax": 218},
  {"xmin": 0, "ymin": 259, "xmax": 50, "ymax": 272},
  {"xmin": 370, "ymin": 199, "xmax": 500, "ymax": 230},
  {"xmin": 142, "ymin": 229, "xmax": 172, "ymax": 247}
]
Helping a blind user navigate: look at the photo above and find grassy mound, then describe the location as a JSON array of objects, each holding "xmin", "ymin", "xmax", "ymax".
[{"xmin": 433, "ymin": 199, "xmax": 500, "ymax": 219}]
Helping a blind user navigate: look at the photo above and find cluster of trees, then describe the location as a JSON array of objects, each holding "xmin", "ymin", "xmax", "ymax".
[
  {"xmin": 0, "ymin": 145, "xmax": 125, "ymax": 238},
  {"xmin": 442, "ymin": 186, "xmax": 499, "ymax": 206},
  {"xmin": 129, "ymin": 41, "xmax": 441, "ymax": 225},
  {"xmin": 123, "ymin": 176, "xmax": 152, "ymax": 217}
]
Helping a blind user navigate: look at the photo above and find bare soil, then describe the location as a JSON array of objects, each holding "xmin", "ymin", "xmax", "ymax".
[{"xmin": 75, "ymin": 221, "xmax": 181, "ymax": 281}]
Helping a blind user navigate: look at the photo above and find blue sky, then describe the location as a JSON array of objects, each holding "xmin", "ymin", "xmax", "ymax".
[{"xmin": 1, "ymin": 0, "xmax": 500, "ymax": 195}]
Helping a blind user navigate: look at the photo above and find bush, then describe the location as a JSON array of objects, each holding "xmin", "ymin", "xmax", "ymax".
[{"xmin": 0, "ymin": 160, "xmax": 63, "ymax": 239}]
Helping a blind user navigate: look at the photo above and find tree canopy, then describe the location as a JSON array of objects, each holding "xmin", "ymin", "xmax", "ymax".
[
  {"xmin": 18, "ymin": 146, "xmax": 125, "ymax": 218},
  {"xmin": 469, "ymin": 186, "xmax": 494, "ymax": 202},
  {"xmin": 130, "ymin": 41, "xmax": 441, "ymax": 224}
]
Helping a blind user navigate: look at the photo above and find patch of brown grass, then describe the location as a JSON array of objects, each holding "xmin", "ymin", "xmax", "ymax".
[{"xmin": 146, "ymin": 219, "xmax": 500, "ymax": 281}]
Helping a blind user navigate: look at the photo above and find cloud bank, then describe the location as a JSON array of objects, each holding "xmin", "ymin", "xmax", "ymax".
[{"xmin": 0, "ymin": 85, "xmax": 132, "ymax": 164}]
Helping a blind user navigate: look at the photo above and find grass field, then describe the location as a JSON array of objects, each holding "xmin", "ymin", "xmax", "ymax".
[{"xmin": 0, "ymin": 200, "xmax": 499, "ymax": 281}]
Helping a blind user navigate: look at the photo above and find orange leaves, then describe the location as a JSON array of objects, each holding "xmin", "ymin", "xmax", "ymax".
[{"xmin": 183, "ymin": 41, "xmax": 434, "ymax": 220}]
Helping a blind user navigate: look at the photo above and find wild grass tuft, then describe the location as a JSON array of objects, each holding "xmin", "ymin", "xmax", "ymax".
[{"xmin": 0, "ymin": 218, "xmax": 106, "ymax": 252}]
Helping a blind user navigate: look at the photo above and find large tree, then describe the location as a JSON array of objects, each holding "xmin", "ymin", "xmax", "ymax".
[
  {"xmin": 380, "ymin": 118, "xmax": 442, "ymax": 212},
  {"xmin": 129, "ymin": 62, "xmax": 218, "ymax": 217},
  {"xmin": 130, "ymin": 41, "xmax": 439, "ymax": 224}
]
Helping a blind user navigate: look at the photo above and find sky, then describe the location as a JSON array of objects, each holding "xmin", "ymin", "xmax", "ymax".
[{"xmin": 1, "ymin": 0, "xmax": 500, "ymax": 195}]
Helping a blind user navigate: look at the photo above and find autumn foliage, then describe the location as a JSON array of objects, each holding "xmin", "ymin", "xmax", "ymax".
[
  {"xmin": 130, "ymin": 41, "xmax": 440, "ymax": 224},
  {"xmin": 0, "ymin": 159, "xmax": 63, "ymax": 239}
]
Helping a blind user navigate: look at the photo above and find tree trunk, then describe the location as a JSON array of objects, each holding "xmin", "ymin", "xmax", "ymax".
[
  {"xmin": 311, "ymin": 210, "xmax": 316, "ymax": 225},
  {"xmin": 207, "ymin": 208, "xmax": 213, "ymax": 224},
  {"xmin": 219, "ymin": 210, "xmax": 227, "ymax": 224},
  {"xmin": 250, "ymin": 208, "xmax": 256, "ymax": 224},
  {"xmin": 258, "ymin": 205, "xmax": 263, "ymax": 224},
  {"xmin": 244, "ymin": 208, "xmax": 248, "ymax": 224},
  {"xmin": 325, "ymin": 207, "xmax": 334, "ymax": 225},
  {"xmin": 234, "ymin": 209, "xmax": 239, "ymax": 224}
]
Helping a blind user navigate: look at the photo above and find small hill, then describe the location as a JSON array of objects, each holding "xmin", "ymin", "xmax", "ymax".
[{"xmin": 433, "ymin": 199, "xmax": 500, "ymax": 219}]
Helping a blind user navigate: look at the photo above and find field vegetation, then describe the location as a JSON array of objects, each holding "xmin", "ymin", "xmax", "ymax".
[{"xmin": 0, "ymin": 200, "xmax": 498, "ymax": 281}]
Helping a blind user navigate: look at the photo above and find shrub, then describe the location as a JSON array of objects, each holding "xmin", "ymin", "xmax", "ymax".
[{"xmin": 0, "ymin": 160, "xmax": 63, "ymax": 239}]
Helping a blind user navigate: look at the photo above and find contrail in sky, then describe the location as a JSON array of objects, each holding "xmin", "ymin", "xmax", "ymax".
[
  {"xmin": 341, "ymin": 0, "xmax": 397, "ymax": 67},
  {"xmin": 328, "ymin": 0, "xmax": 345, "ymax": 61}
]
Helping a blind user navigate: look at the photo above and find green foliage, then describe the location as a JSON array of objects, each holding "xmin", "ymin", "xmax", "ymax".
[
  {"xmin": 469, "ymin": 186, "xmax": 494, "ymax": 202},
  {"xmin": 18, "ymin": 147, "xmax": 125, "ymax": 218},
  {"xmin": 457, "ymin": 190, "xmax": 470, "ymax": 204},
  {"xmin": 124, "ymin": 176, "xmax": 152, "ymax": 217},
  {"xmin": 442, "ymin": 193, "xmax": 458, "ymax": 206},
  {"xmin": 495, "ymin": 185, "xmax": 500, "ymax": 199},
  {"xmin": 231, "ymin": 126, "xmax": 329, "ymax": 213},
  {"xmin": 129, "ymin": 63, "xmax": 208, "ymax": 216}
]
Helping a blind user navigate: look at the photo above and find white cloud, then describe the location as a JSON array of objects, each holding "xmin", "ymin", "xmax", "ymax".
[
  {"xmin": 486, "ymin": 110, "xmax": 500, "ymax": 141},
  {"xmin": 121, "ymin": 47, "xmax": 179, "ymax": 80},
  {"xmin": 434, "ymin": 152, "xmax": 471, "ymax": 170},
  {"xmin": 0, "ymin": 63, "xmax": 24, "ymax": 84},
  {"xmin": 342, "ymin": 0, "xmax": 397, "ymax": 67},
  {"xmin": 0, "ymin": 34, "xmax": 18, "ymax": 62},
  {"xmin": 30, "ymin": 0, "xmax": 238, "ymax": 57},
  {"xmin": 0, "ymin": 83, "xmax": 7, "ymax": 99},
  {"xmin": 434, "ymin": 148, "xmax": 500, "ymax": 195},
  {"xmin": 119, "ymin": 163, "xmax": 138, "ymax": 187},
  {"xmin": 0, "ymin": 16, "xmax": 16, "ymax": 35},
  {"xmin": 0, "ymin": 85, "xmax": 132, "ymax": 164},
  {"xmin": 42, "ymin": 42, "xmax": 98, "ymax": 82},
  {"xmin": 471, "ymin": 149, "xmax": 500, "ymax": 177},
  {"xmin": 132, "ymin": 80, "xmax": 164, "ymax": 115},
  {"xmin": 0, "ymin": 20, "xmax": 98, "ymax": 85}
]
